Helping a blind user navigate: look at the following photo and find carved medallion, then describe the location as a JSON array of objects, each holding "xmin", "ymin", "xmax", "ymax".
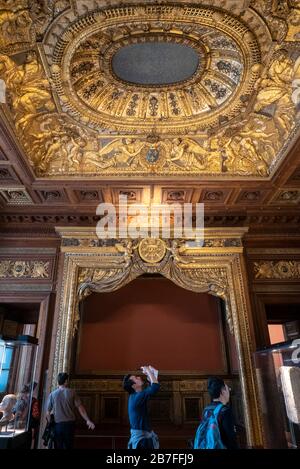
[{"xmin": 138, "ymin": 238, "xmax": 166, "ymax": 264}]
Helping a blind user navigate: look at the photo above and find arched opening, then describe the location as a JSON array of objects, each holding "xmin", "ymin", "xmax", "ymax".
[
  {"xmin": 70, "ymin": 275, "xmax": 246, "ymax": 448},
  {"xmin": 50, "ymin": 228, "xmax": 263, "ymax": 448}
]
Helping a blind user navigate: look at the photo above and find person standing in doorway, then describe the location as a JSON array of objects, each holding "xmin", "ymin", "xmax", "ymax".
[
  {"xmin": 29, "ymin": 382, "xmax": 40, "ymax": 449},
  {"xmin": 123, "ymin": 365, "xmax": 160, "ymax": 449},
  {"xmin": 47, "ymin": 372, "xmax": 95, "ymax": 449}
]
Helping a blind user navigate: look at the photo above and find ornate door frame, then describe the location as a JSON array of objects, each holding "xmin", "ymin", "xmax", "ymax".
[{"xmin": 49, "ymin": 226, "xmax": 263, "ymax": 447}]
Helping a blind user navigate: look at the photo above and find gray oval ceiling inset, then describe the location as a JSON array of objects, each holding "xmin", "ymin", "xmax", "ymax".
[{"xmin": 111, "ymin": 42, "xmax": 200, "ymax": 85}]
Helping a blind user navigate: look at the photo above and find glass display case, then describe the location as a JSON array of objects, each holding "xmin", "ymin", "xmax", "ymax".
[
  {"xmin": 254, "ymin": 339, "xmax": 300, "ymax": 449},
  {"xmin": 0, "ymin": 335, "xmax": 38, "ymax": 449}
]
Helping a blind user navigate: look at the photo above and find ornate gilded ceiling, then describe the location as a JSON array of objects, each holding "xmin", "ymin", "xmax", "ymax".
[
  {"xmin": 53, "ymin": 6, "xmax": 256, "ymax": 134},
  {"xmin": 0, "ymin": 0, "xmax": 300, "ymax": 179}
]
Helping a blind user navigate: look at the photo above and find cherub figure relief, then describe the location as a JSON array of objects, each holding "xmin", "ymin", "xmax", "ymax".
[
  {"xmin": 166, "ymin": 240, "xmax": 191, "ymax": 264},
  {"xmin": 254, "ymin": 49, "xmax": 300, "ymax": 137},
  {"xmin": 165, "ymin": 137, "xmax": 221, "ymax": 172},
  {"xmin": 115, "ymin": 240, "xmax": 139, "ymax": 268},
  {"xmin": 0, "ymin": 52, "xmax": 54, "ymax": 131},
  {"xmin": 86, "ymin": 138, "xmax": 144, "ymax": 169}
]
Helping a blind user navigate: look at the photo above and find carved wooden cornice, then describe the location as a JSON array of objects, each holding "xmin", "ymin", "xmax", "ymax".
[
  {"xmin": 253, "ymin": 260, "xmax": 300, "ymax": 279},
  {"xmin": 2, "ymin": 212, "xmax": 300, "ymax": 237},
  {"xmin": 0, "ymin": 259, "xmax": 50, "ymax": 279}
]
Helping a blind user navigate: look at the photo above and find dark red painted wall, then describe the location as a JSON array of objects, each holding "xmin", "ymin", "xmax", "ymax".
[{"xmin": 77, "ymin": 277, "xmax": 227, "ymax": 373}]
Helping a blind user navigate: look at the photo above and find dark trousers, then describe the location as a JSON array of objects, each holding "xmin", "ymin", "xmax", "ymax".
[
  {"xmin": 54, "ymin": 421, "xmax": 75, "ymax": 449},
  {"xmin": 136, "ymin": 438, "xmax": 155, "ymax": 449}
]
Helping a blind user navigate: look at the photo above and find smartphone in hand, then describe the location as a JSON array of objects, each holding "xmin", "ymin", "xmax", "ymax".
[{"xmin": 149, "ymin": 366, "xmax": 158, "ymax": 379}]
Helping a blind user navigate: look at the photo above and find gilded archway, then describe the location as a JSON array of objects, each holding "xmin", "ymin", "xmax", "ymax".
[{"xmin": 50, "ymin": 227, "xmax": 263, "ymax": 448}]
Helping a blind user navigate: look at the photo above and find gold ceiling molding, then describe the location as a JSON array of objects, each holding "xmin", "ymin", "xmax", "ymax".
[
  {"xmin": 0, "ymin": 0, "xmax": 35, "ymax": 54},
  {"xmin": 0, "ymin": 1, "xmax": 300, "ymax": 179},
  {"xmin": 250, "ymin": 0, "xmax": 300, "ymax": 42},
  {"xmin": 50, "ymin": 5, "xmax": 259, "ymax": 133}
]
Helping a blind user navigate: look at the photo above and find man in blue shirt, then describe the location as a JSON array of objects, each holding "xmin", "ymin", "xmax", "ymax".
[{"xmin": 123, "ymin": 365, "xmax": 160, "ymax": 449}]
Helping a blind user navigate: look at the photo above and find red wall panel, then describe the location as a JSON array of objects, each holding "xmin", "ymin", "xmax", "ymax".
[{"xmin": 77, "ymin": 277, "xmax": 226, "ymax": 373}]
